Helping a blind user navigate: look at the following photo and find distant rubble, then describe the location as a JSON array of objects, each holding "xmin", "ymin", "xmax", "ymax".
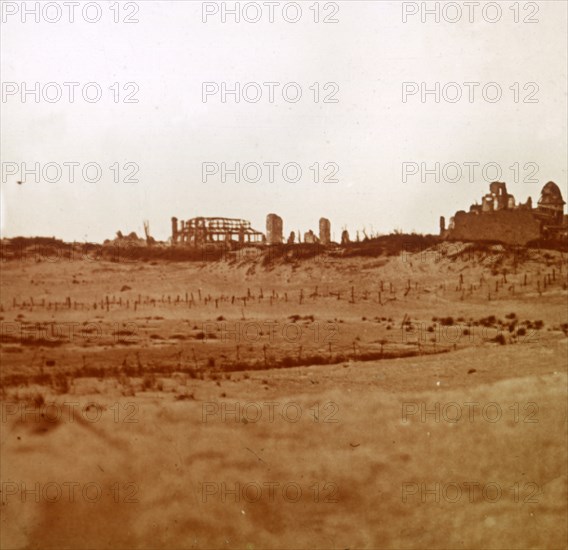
[{"xmin": 2, "ymin": 181, "xmax": 566, "ymax": 262}]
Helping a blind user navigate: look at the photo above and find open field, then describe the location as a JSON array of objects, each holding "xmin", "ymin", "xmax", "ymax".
[{"xmin": 1, "ymin": 241, "xmax": 567, "ymax": 549}]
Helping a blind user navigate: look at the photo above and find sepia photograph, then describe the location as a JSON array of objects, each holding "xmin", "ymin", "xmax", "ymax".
[{"xmin": 0, "ymin": 1, "xmax": 567, "ymax": 548}]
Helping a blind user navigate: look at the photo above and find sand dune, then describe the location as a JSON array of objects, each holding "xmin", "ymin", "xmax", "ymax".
[{"xmin": 1, "ymin": 243, "xmax": 566, "ymax": 548}]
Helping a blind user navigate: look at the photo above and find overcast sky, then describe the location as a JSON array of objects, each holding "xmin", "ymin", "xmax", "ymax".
[{"xmin": 1, "ymin": 0, "xmax": 566, "ymax": 242}]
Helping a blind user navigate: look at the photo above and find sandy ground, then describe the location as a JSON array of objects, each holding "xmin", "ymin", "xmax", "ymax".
[{"xmin": 1, "ymin": 244, "xmax": 567, "ymax": 549}]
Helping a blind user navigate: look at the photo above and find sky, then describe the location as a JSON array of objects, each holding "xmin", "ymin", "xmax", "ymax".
[{"xmin": 1, "ymin": 0, "xmax": 567, "ymax": 242}]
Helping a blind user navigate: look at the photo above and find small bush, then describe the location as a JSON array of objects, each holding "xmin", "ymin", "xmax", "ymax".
[
  {"xmin": 494, "ymin": 333, "xmax": 506, "ymax": 345},
  {"xmin": 280, "ymin": 356, "xmax": 296, "ymax": 368},
  {"xmin": 142, "ymin": 373, "xmax": 156, "ymax": 390}
]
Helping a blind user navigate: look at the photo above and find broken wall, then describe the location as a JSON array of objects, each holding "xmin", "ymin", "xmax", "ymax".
[{"xmin": 448, "ymin": 210, "xmax": 541, "ymax": 245}]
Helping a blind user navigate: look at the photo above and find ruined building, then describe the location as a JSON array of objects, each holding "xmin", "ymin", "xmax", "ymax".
[
  {"xmin": 171, "ymin": 213, "xmax": 334, "ymax": 247},
  {"xmin": 266, "ymin": 213, "xmax": 283, "ymax": 245},
  {"xmin": 441, "ymin": 181, "xmax": 567, "ymax": 245},
  {"xmin": 171, "ymin": 217, "xmax": 264, "ymax": 246}
]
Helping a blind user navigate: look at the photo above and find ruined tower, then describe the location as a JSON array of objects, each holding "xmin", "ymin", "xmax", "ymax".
[
  {"xmin": 319, "ymin": 217, "xmax": 331, "ymax": 245},
  {"xmin": 489, "ymin": 181, "xmax": 509, "ymax": 210},
  {"xmin": 537, "ymin": 181, "xmax": 566, "ymax": 224},
  {"xmin": 171, "ymin": 217, "xmax": 179, "ymax": 244},
  {"xmin": 266, "ymin": 213, "xmax": 283, "ymax": 244}
]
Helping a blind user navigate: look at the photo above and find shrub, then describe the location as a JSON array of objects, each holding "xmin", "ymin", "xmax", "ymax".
[
  {"xmin": 142, "ymin": 373, "xmax": 156, "ymax": 390},
  {"xmin": 439, "ymin": 317, "xmax": 454, "ymax": 326},
  {"xmin": 494, "ymin": 333, "xmax": 506, "ymax": 345},
  {"xmin": 280, "ymin": 356, "xmax": 296, "ymax": 368}
]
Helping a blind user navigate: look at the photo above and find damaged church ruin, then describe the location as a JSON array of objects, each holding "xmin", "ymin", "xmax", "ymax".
[
  {"xmin": 171, "ymin": 217, "xmax": 265, "ymax": 246},
  {"xmin": 171, "ymin": 214, "xmax": 332, "ymax": 247},
  {"xmin": 441, "ymin": 181, "xmax": 567, "ymax": 245}
]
